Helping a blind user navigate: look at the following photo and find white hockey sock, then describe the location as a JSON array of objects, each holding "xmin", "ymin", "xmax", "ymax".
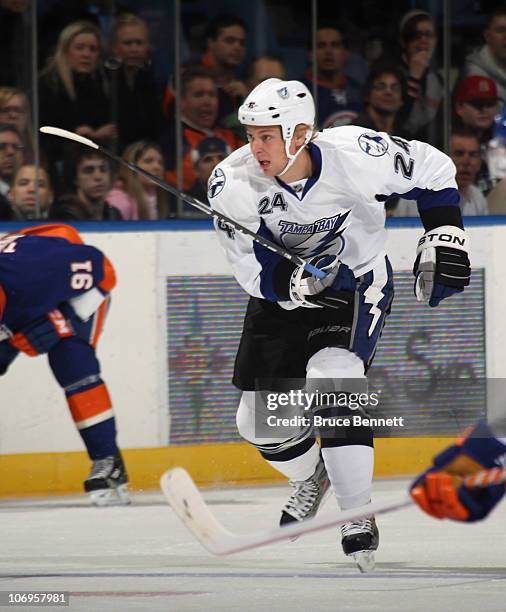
[
  {"xmin": 321, "ymin": 445, "xmax": 373, "ymax": 510},
  {"xmin": 268, "ymin": 441, "xmax": 320, "ymax": 481}
]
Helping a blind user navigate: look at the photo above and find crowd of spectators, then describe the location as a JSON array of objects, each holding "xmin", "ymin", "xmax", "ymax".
[{"xmin": 0, "ymin": 2, "xmax": 506, "ymax": 221}]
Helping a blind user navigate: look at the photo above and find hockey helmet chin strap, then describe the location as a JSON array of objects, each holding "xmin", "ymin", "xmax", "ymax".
[{"xmin": 276, "ymin": 128, "xmax": 313, "ymax": 177}]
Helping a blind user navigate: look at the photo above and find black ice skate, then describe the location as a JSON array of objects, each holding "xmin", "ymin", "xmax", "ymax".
[
  {"xmin": 84, "ymin": 452, "xmax": 130, "ymax": 506},
  {"xmin": 341, "ymin": 516, "xmax": 379, "ymax": 573},
  {"xmin": 280, "ymin": 457, "xmax": 330, "ymax": 526}
]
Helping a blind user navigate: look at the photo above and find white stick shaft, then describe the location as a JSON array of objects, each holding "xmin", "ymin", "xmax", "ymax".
[
  {"xmin": 40, "ymin": 126, "xmax": 99, "ymax": 150},
  {"xmin": 161, "ymin": 466, "xmax": 506, "ymax": 556}
]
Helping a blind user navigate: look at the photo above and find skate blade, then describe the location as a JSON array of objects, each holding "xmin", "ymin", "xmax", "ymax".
[
  {"xmin": 351, "ymin": 550, "xmax": 375, "ymax": 573},
  {"xmin": 88, "ymin": 484, "xmax": 131, "ymax": 507}
]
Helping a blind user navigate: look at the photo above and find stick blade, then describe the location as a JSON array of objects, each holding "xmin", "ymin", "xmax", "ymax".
[
  {"xmin": 160, "ymin": 467, "xmax": 236, "ymax": 555},
  {"xmin": 39, "ymin": 126, "xmax": 99, "ymax": 149}
]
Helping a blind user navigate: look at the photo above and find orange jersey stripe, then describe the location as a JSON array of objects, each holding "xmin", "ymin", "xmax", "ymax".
[
  {"xmin": 91, "ymin": 300, "xmax": 108, "ymax": 348},
  {"xmin": 68, "ymin": 384, "xmax": 112, "ymax": 423},
  {"xmin": 17, "ymin": 223, "xmax": 84, "ymax": 244},
  {"xmin": 99, "ymin": 255, "xmax": 116, "ymax": 293}
]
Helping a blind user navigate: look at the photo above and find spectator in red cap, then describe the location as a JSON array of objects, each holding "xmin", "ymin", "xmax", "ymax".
[
  {"xmin": 455, "ymin": 75, "xmax": 501, "ymax": 134},
  {"xmin": 454, "ymin": 75, "xmax": 501, "ymax": 195},
  {"xmin": 185, "ymin": 136, "xmax": 231, "ymax": 213},
  {"xmin": 464, "ymin": 7, "xmax": 506, "ymax": 102}
]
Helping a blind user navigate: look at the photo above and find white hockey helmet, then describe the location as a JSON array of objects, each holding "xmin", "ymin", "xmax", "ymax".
[{"xmin": 238, "ymin": 78, "xmax": 315, "ymax": 175}]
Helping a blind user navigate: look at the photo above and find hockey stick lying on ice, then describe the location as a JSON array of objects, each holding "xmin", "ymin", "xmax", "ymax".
[
  {"xmin": 39, "ymin": 126, "xmax": 326, "ymax": 280},
  {"xmin": 160, "ymin": 466, "xmax": 506, "ymax": 556}
]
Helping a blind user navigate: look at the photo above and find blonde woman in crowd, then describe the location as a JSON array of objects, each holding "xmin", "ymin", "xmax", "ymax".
[
  {"xmin": 107, "ymin": 140, "xmax": 172, "ymax": 220},
  {"xmin": 0, "ymin": 87, "xmax": 34, "ymax": 160},
  {"xmin": 38, "ymin": 20, "xmax": 115, "ymax": 175}
]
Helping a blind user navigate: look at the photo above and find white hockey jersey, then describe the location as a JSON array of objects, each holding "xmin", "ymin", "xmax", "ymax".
[{"xmin": 209, "ymin": 125, "xmax": 459, "ymax": 302}]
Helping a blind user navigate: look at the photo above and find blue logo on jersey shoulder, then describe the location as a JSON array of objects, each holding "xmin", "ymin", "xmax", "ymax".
[
  {"xmin": 208, "ymin": 168, "xmax": 226, "ymax": 199},
  {"xmin": 358, "ymin": 133, "xmax": 389, "ymax": 157}
]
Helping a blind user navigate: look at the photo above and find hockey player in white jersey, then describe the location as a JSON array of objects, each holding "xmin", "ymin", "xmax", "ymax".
[{"xmin": 209, "ymin": 78, "xmax": 470, "ymax": 571}]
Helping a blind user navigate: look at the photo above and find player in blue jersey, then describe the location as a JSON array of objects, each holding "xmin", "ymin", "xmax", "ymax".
[
  {"xmin": 210, "ymin": 78, "xmax": 471, "ymax": 571},
  {"xmin": 0, "ymin": 224, "xmax": 129, "ymax": 506},
  {"xmin": 411, "ymin": 420, "xmax": 506, "ymax": 522}
]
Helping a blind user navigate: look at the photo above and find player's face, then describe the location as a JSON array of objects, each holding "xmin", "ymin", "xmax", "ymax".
[
  {"xmin": 314, "ymin": 29, "xmax": 346, "ymax": 74},
  {"xmin": 0, "ymin": 94, "xmax": 28, "ymax": 132},
  {"xmin": 450, "ymin": 135, "xmax": 482, "ymax": 190},
  {"xmin": 246, "ymin": 126, "xmax": 287, "ymax": 176},
  {"xmin": 9, "ymin": 165, "xmax": 53, "ymax": 217},
  {"xmin": 113, "ymin": 24, "xmax": 150, "ymax": 67},
  {"xmin": 181, "ymin": 78, "xmax": 218, "ymax": 129},
  {"xmin": 77, "ymin": 157, "xmax": 111, "ymax": 201},
  {"xmin": 456, "ymin": 100, "xmax": 498, "ymax": 130},
  {"xmin": 136, "ymin": 146, "xmax": 164, "ymax": 188},
  {"xmin": 0, "ymin": 130, "xmax": 23, "ymax": 181},
  {"xmin": 369, "ymin": 73, "xmax": 403, "ymax": 113},
  {"xmin": 485, "ymin": 16, "xmax": 506, "ymax": 63},
  {"xmin": 404, "ymin": 18, "xmax": 437, "ymax": 58},
  {"xmin": 209, "ymin": 25, "xmax": 246, "ymax": 68},
  {"xmin": 67, "ymin": 33, "xmax": 101, "ymax": 73}
]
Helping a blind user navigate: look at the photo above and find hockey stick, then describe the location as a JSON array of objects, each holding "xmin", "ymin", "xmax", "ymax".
[
  {"xmin": 160, "ymin": 466, "xmax": 506, "ymax": 556},
  {"xmin": 39, "ymin": 126, "xmax": 326, "ymax": 279}
]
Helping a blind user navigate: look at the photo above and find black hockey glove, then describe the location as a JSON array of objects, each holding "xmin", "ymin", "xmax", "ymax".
[
  {"xmin": 289, "ymin": 255, "xmax": 356, "ymax": 310},
  {"xmin": 413, "ymin": 225, "xmax": 470, "ymax": 307}
]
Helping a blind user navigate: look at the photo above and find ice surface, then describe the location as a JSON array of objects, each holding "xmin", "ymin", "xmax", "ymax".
[{"xmin": 1, "ymin": 478, "xmax": 505, "ymax": 611}]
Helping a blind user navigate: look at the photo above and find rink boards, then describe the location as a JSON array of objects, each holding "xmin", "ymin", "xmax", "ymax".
[{"xmin": 0, "ymin": 218, "xmax": 501, "ymax": 495}]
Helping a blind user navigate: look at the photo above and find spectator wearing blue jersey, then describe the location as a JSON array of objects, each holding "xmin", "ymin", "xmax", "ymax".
[{"xmin": 302, "ymin": 23, "xmax": 363, "ymax": 129}]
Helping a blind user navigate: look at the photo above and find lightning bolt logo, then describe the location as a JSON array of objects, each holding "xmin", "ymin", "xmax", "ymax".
[{"xmin": 363, "ymin": 265, "xmax": 389, "ymax": 337}]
